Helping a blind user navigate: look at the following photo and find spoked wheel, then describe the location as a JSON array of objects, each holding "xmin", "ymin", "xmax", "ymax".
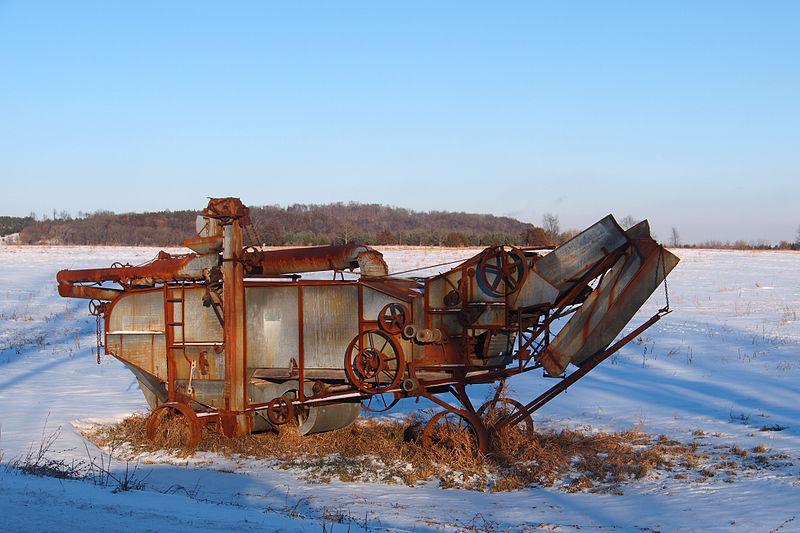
[
  {"xmin": 266, "ymin": 396, "xmax": 294, "ymax": 425},
  {"xmin": 477, "ymin": 245, "xmax": 528, "ymax": 296},
  {"xmin": 146, "ymin": 402, "xmax": 202, "ymax": 448},
  {"xmin": 378, "ymin": 303, "xmax": 409, "ymax": 335},
  {"xmin": 361, "ymin": 391, "xmax": 400, "ymax": 413},
  {"xmin": 477, "ymin": 397, "xmax": 534, "ymax": 436},
  {"xmin": 345, "ymin": 330, "xmax": 404, "ymax": 394},
  {"xmin": 421, "ymin": 409, "xmax": 488, "ymax": 454}
]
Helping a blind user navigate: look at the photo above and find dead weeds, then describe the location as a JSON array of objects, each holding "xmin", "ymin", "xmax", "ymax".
[{"xmin": 84, "ymin": 411, "xmax": 716, "ymax": 493}]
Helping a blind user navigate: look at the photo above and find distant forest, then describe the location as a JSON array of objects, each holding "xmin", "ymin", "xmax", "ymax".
[
  {"xmin": 5, "ymin": 206, "xmax": 798, "ymax": 250},
  {"xmin": 4, "ymin": 203, "xmax": 553, "ymax": 248}
]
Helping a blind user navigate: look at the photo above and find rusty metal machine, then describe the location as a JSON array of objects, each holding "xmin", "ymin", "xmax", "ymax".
[{"xmin": 57, "ymin": 198, "xmax": 679, "ymax": 451}]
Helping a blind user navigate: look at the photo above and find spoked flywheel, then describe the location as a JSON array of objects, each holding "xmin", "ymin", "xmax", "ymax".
[{"xmin": 345, "ymin": 330, "xmax": 404, "ymax": 394}]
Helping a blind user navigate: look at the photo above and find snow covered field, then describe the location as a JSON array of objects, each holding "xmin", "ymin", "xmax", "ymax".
[{"xmin": 1, "ymin": 244, "xmax": 798, "ymax": 532}]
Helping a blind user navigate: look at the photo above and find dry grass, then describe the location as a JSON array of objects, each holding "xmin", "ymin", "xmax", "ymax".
[{"xmin": 85, "ymin": 410, "xmax": 712, "ymax": 493}]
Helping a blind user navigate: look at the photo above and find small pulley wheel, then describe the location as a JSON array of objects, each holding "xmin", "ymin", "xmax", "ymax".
[
  {"xmin": 88, "ymin": 299, "xmax": 103, "ymax": 316},
  {"xmin": 477, "ymin": 245, "xmax": 528, "ymax": 296},
  {"xmin": 378, "ymin": 303, "xmax": 409, "ymax": 335},
  {"xmin": 443, "ymin": 289, "xmax": 461, "ymax": 307},
  {"xmin": 266, "ymin": 397, "xmax": 294, "ymax": 425}
]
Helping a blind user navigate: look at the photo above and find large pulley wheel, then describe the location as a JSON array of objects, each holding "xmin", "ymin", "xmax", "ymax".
[
  {"xmin": 421, "ymin": 409, "xmax": 488, "ymax": 454},
  {"xmin": 477, "ymin": 397, "xmax": 534, "ymax": 436},
  {"xmin": 477, "ymin": 245, "xmax": 528, "ymax": 296},
  {"xmin": 345, "ymin": 330, "xmax": 404, "ymax": 394},
  {"xmin": 146, "ymin": 402, "xmax": 202, "ymax": 448},
  {"xmin": 378, "ymin": 303, "xmax": 409, "ymax": 335}
]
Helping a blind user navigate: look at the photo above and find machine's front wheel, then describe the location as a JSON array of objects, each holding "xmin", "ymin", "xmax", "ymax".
[
  {"xmin": 266, "ymin": 396, "xmax": 295, "ymax": 425},
  {"xmin": 146, "ymin": 402, "xmax": 202, "ymax": 448}
]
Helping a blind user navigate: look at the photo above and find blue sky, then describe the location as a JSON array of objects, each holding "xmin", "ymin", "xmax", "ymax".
[{"xmin": 1, "ymin": 1, "xmax": 798, "ymax": 244}]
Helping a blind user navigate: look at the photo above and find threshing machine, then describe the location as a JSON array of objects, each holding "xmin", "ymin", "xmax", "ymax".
[{"xmin": 57, "ymin": 198, "xmax": 679, "ymax": 451}]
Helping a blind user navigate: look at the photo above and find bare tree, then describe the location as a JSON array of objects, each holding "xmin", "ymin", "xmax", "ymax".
[
  {"xmin": 620, "ymin": 215, "xmax": 639, "ymax": 230},
  {"xmin": 338, "ymin": 218, "xmax": 354, "ymax": 244},
  {"xmin": 670, "ymin": 227, "xmax": 680, "ymax": 247},
  {"xmin": 542, "ymin": 213, "xmax": 561, "ymax": 244}
]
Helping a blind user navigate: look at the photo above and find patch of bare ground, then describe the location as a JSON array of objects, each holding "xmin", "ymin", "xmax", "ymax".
[{"xmin": 82, "ymin": 409, "xmax": 763, "ymax": 494}]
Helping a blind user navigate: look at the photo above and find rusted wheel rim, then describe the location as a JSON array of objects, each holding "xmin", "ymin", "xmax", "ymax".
[
  {"xmin": 477, "ymin": 397, "xmax": 534, "ymax": 436},
  {"xmin": 360, "ymin": 391, "xmax": 400, "ymax": 413},
  {"xmin": 421, "ymin": 409, "xmax": 488, "ymax": 454},
  {"xmin": 146, "ymin": 402, "xmax": 202, "ymax": 448}
]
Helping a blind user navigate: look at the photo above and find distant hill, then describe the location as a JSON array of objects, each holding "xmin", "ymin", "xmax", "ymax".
[{"xmin": 10, "ymin": 203, "xmax": 550, "ymax": 248}]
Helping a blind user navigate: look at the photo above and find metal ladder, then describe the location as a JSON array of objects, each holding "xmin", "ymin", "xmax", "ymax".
[{"xmin": 165, "ymin": 283, "xmax": 195, "ymax": 397}]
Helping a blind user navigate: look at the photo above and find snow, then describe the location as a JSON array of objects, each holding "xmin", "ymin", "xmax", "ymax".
[{"xmin": 1, "ymin": 245, "xmax": 799, "ymax": 532}]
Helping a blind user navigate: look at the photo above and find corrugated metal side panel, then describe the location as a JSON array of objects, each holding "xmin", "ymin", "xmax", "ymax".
[
  {"xmin": 109, "ymin": 291, "xmax": 164, "ymax": 332},
  {"xmin": 245, "ymin": 286, "xmax": 299, "ymax": 369},
  {"xmin": 106, "ymin": 333, "xmax": 167, "ymax": 380},
  {"xmin": 303, "ymin": 285, "xmax": 358, "ymax": 368},
  {"xmin": 182, "ymin": 287, "xmax": 224, "ymax": 343}
]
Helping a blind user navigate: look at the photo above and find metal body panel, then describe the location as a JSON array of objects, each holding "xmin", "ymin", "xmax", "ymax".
[
  {"xmin": 509, "ymin": 270, "xmax": 559, "ymax": 310},
  {"xmin": 302, "ymin": 285, "xmax": 359, "ymax": 368},
  {"xmin": 174, "ymin": 287, "xmax": 223, "ymax": 343},
  {"xmin": 107, "ymin": 332, "xmax": 167, "ymax": 380},
  {"xmin": 360, "ymin": 285, "xmax": 403, "ymax": 321},
  {"xmin": 245, "ymin": 286, "xmax": 300, "ymax": 369},
  {"xmin": 108, "ymin": 291, "xmax": 164, "ymax": 333}
]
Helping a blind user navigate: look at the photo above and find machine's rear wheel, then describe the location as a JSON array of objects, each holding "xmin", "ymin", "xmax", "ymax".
[
  {"xmin": 421, "ymin": 409, "xmax": 488, "ymax": 454},
  {"xmin": 477, "ymin": 397, "xmax": 533, "ymax": 436}
]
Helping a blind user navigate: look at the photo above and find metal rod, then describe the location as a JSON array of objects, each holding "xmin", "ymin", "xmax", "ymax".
[{"xmin": 496, "ymin": 309, "xmax": 668, "ymax": 431}]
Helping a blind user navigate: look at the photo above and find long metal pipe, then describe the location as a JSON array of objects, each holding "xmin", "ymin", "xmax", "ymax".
[{"xmin": 243, "ymin": 243, "xmax": 387, "ymax": 277}]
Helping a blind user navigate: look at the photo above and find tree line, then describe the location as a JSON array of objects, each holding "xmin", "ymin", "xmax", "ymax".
[
  {"xmin": 6, "ymin": 206, "xmax": 798, "ymax": 250},
  {"xmin": 7, "ymin": 203, "xmax": 552, "ymax": 248}
]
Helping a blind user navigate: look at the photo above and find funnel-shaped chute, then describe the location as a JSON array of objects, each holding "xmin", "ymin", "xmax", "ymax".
[{"xmin": 532, "ymin": 218, "xmax": 678, "ymax": 375}]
